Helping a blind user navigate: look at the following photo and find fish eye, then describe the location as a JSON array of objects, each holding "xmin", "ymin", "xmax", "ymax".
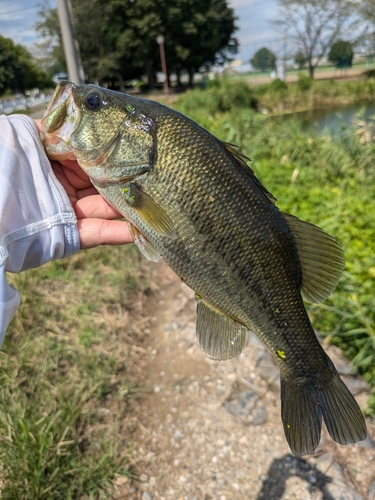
[{"xmin": 84, "ymin": 91, "xmax": 104, "ymax": 111}]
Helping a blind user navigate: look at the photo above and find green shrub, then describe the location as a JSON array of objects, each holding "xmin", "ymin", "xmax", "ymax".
[
  {"xmin": 175, "ymin": 77, "xmax": 258, "ymax": 118},
  {"xmin": 298, "ymin": 74, "xmax": 313, "ymax": 91},
  {"xmin": 270, "ymin": 78, "xmax": 288, "ymax": 91}
]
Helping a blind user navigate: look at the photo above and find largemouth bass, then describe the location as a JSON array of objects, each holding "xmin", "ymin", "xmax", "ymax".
[{"xmin": 42, "ymin": 82, "xmax": 367, "ymax": 456}]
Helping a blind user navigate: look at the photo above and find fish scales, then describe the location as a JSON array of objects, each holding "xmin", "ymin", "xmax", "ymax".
[
  {"xmin": 41, "ymin": 82, "xmax": 367, "ymax": 456},
  {"xmin": 147, "ymin": 113, "xmax": 311, "ymax": 357}
]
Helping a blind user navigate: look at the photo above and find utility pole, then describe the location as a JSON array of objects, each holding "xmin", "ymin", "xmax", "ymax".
[
  {"xmin": 156, "ymin": 35, "xmax": 169, "ymax": 94},
  {"xmin": 56, "ymin": 0, "xmax": 84, "ymax": 84},
  {"xmin": 282, "ymin": 34, "xmax": 286, "ymax": 81}
]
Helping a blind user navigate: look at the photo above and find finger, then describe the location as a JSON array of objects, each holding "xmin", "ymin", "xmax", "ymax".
[
  {"xmin": 74, "ymin": 195, "xmax": 123, "ymax": 219},
  {"xmin": 76, "ymin": 186, "xmax": 99, "ymax": 199},
  {"xmin": 58, "ymin": 160, "xmax": 93, "ymax": 184},
  {"xmin": 34, "ymin": 118, "xmax": 42, "ymax": 130},
  {"xmin": 59, "ymin": 164, "xmax": 92, "ymax": 189},
  {"xmin": 78, "ymin": 219, "xmax": 133, "ymax": 249},
  {"xmin": 51, "ymin": 162, "xmax": 77, "ymax": 201},
  {"xmin": 58, "ymin": 159, "xmax": 81, "ymax": 170}
]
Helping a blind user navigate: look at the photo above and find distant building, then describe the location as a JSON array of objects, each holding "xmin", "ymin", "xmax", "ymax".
[{"xmin": 53, "ymin": 73, "xmax": 68, "ymax": 84}]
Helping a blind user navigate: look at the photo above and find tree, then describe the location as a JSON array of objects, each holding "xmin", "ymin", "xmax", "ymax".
[
  {"xmin": 356, "ymin": 0, "xmax": 375, "ymax": 55},
  {"xmin": 0, "ymin": 35, "xmax": 52, "ymax": 95},
  {"xmin": 35, "ymin": 4, "xmax": 66, "ymax": 76},
  {"xmin": 250, "ymin": 47, "xmax": 276, "ymax": 71},
  {"xmin": 357, "ymin": 0, "xmax": 375, "ymax": 24},
  {"xmin": 35, "ymin": 0, "xmax": 238, "ymax": 88},
  {"xmin": 165, "ymin": 0, "xmax": 238, "ymax": 87},
  {"xmin": 294, "ymin": 51, "xmax": 307, "ymax": 69},
  {"xmin": 273, "ymin": 0, "xmax": 355, "ymax": 78},
  {"xmin": 328, "ymin": 40, "xmax": 354, "ymax": 68}
]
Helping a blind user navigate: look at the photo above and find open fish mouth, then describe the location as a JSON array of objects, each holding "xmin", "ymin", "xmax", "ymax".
[
  {"xmin": 41, "ymin": 81, "xmax": 125, "ymax": 182},
  {"xmin": 41, "ymin": 82, "xmax": 79, "ymax": 160}
]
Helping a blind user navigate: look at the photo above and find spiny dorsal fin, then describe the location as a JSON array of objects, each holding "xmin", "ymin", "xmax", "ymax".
[
  {"xmin": 283, "ymin": 213, "xmax": 345, "ymax": 303},
  {"xmin": 195, "ymin": 296, "xmax": 248, "ymax": 361},
  {"xmin": 223, "ymin": 142, "xmax": 277, "ymax": 204}
]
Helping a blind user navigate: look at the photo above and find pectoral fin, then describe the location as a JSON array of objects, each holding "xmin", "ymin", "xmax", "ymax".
[
  {"xmin": 128, "ymin": 223, "xmax": 160, "ymax": 262},
  {"xmin": 195, "ymin": 297, "xmax": 248, "ymax": 361},
  {"xmin": 283, "ymin": 213, "xmax": 345, "ymax": 303},
  {"xmin": 124, "ymin": 184, "xmax": 177, "ymax": 239}
]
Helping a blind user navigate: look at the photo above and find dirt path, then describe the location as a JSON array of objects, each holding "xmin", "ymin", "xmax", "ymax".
[{"xmin": 113, "ymin": 262, "xmax": 375, "ymax": 500}]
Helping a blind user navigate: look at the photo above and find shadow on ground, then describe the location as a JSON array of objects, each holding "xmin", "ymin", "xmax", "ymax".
[{"xmin": 256, "ymin": 453, "xmax": 334, "ymax": 500}]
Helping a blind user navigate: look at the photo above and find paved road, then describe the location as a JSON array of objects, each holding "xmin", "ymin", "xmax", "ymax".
[{"xmin": 30, "ymin": 106, "xmax": 47, "ymax": 119}]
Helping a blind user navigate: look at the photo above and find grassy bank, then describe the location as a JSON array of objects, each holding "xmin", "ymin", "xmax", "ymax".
[
  {"xmin": 174, "ymin": 84, "xmax": 375, "ymax": 413},
  {"xmin": 1, "ymin": 245, "xmax": 151, "ymax": 498},
  {"xmin": 176, "ymin": 76, "xmax": 375, "ymax": 116},
  {"xmin": 255, "ymin": 77, "xmax": 375, "ymax": 114}
]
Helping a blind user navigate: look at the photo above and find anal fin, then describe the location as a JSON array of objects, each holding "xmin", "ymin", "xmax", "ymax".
[{"xmin": 196, "ymin": 297, "xmax": 248, "ymax": 361}]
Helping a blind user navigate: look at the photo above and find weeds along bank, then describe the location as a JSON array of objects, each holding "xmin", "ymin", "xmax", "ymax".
[
  {"xmin": 175, "ymin": 76, "xmax": 375, "ymax": 116},
  {"xmin": 0, "ymin": 245, "xmax": 151, "ymax": 499},
  {"xmin": 255, "ymin": 76, "xmax": 375, "ymax": 113},
  {"xmin": 175, "ymin": 83, "xmax": 375, "ymax": 414}
]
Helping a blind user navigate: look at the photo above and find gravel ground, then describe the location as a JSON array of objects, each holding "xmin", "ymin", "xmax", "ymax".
[{"xmin": 112, "ymin": 263, "xmax": 375, "ymax": 500}]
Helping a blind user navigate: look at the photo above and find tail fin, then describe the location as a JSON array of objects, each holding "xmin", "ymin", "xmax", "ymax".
[{"xmin": 281, "ymin": 370, "xmax": 367, "ymax": 457}]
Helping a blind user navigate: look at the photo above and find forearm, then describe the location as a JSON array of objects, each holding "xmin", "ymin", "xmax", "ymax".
[{"xmin": 0, "ymin": 114, "xmax": 79, "ymax": 343}]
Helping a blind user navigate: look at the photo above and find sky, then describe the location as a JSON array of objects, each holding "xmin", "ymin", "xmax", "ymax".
[
  {"xmin": 0, "ymin": 0, "xmax": 280, "ymax": 66},
  {"xmin": 229, "ymin": 0, "xmax": 281, "ymax": 65}
]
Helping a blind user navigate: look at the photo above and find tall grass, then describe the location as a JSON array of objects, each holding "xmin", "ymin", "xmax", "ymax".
[
  {"xmin": 0, "ymin": 245, "xmax": 150, "ymax": 498},
  {"xmin": 176, "ymin": 76, "xmax": 375, "ymax": 117},
  {"xmin": 175, "ymin": 85, "xmax": 375, "ymax": 413},
  {"xmin": 254, "ymin": 78, "xmax": 375, "ymax": 113}
]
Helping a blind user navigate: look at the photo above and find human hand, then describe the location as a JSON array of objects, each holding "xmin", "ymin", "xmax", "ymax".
[{"xmin": 34, "ymin": 119, "xmax": 133, "ymax": 250}]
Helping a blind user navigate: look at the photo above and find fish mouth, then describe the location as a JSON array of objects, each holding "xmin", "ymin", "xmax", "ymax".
[
  {"xmin": 41, "ymin": 82, "xmax": 123, "ymax": 172},
  {"xmin": 41, "ymin": 82, "xmax": 79, "ymax": 160},
  {"xmin": 41, "ymin": 82, "xmax": 150, "ymax": 185}
]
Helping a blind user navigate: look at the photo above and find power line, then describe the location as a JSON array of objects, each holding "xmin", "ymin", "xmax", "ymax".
[
  {"xmin": 240, "ymin": 37, "xmax": 283, "ymax": 48},
  {"xmin": 0, "ymin": 4, "xmax": 39, "ymax": 18}
]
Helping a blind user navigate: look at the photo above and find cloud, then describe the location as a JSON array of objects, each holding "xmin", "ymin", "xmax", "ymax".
[
  {"xmin": 229, "ymin": 0, "xmax": 261, "ymax": 7},
  {"xmin": 0, "ymin": 0, "xmax": 282, "ymax": 66},
  {"xmin": 229, "ymin": 0, "xmax": 281, "ymax": 62},
  {"xmin": 0, "ymin": 0, "xmax": 42, "ymax": 47}
]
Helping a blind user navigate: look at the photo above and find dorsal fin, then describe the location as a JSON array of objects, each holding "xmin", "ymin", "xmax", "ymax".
[
  {"xmin": 223, "ymin": 142, "xmax": 277, "ymax": 204},
  {"xmin": 283, "ymin": 213, "xmax": 345, "ymax": 303}
]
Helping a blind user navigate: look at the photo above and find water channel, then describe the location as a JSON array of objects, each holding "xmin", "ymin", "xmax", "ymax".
[{"xmin": 287, "ymin": 101, "xmax": 375, "ymax": 135}]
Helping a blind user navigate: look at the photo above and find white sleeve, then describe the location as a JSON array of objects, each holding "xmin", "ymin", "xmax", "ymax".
[{"xmin": 0, "ymin": 114, "xmax": 80, "ymax": 344}]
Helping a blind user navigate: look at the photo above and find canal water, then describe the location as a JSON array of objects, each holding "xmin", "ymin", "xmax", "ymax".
[{"xmin": 288, "ymin": 101, "xmax": 375, "ymax": 135}]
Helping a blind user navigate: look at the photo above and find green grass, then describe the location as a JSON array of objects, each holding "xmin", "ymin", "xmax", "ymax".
[
  {"xmin": 174, "ymin": 86, "xmax": 375, "ymax": 414},
  {"xmin": 0, "ymin": 244, "xmax": 151, "ymax": 498}
]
